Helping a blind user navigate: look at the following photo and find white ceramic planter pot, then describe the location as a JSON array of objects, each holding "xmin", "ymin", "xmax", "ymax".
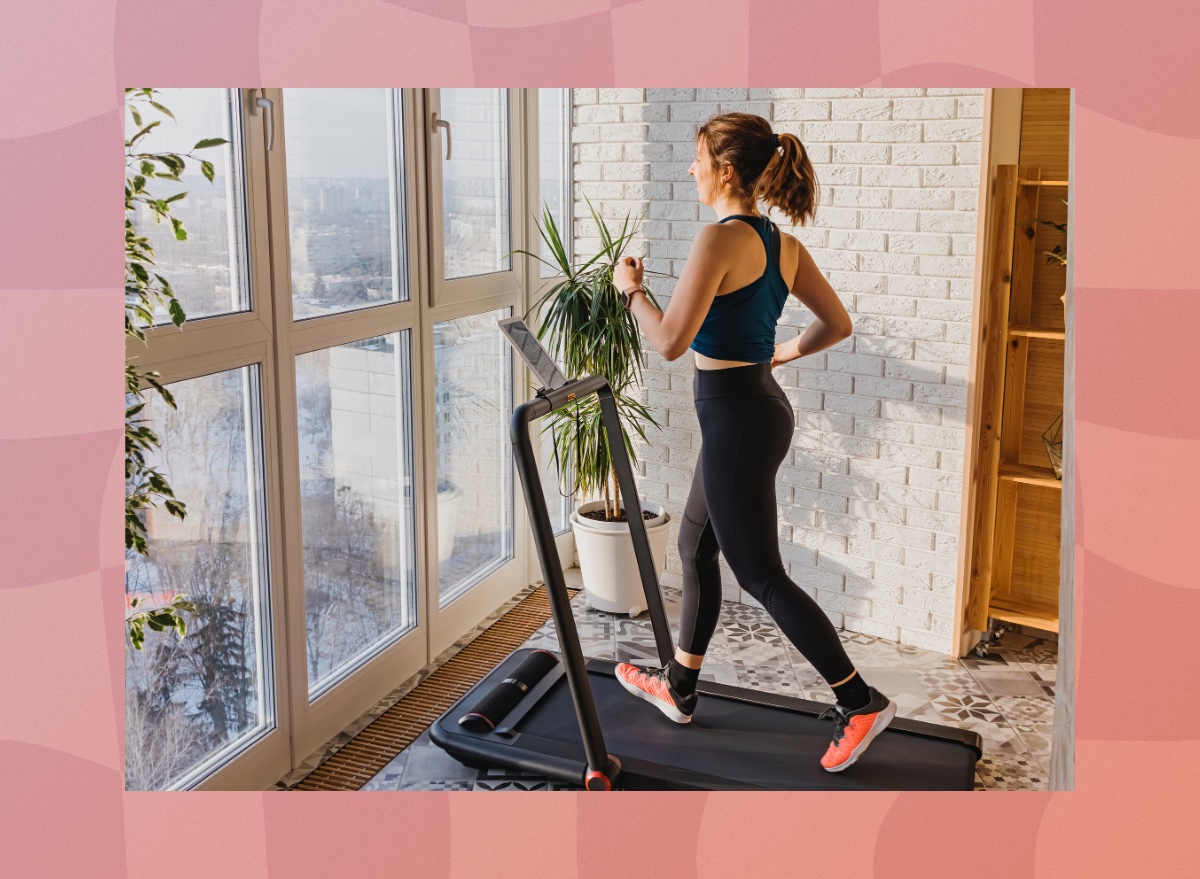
[
  {"xmin": 570, "ymin": 499, "xmax": 670, "ymax": 617},
  {"xmin": 437, "ymin": 487, "xmax": 461, "ymax": 562}
]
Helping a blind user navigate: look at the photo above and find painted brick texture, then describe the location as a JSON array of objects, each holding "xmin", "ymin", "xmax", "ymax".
[{"xmin": 568, "ymin": 88, "xmax": 985, "ymax": 655}]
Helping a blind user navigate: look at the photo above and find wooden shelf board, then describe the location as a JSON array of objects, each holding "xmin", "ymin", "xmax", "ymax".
[
  {"xmin": 999, "ymin": 462, "xmax": 1063, "ymax": 489},
  {"xmin": 1008, "ymin": 324, "xmax": 1066, "ymax": 341},
  {"xmin": 1017, "ymin": 179, "xmax": 1069, "ymax": 187},
  {"xmin": 990, "ymin": 595, "xmax": 1059, "ymax": 633}
]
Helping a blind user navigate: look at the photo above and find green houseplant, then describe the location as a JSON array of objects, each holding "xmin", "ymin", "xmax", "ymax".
[
  {"xmin": 125, "ymin": 88, "xmax": 227, "ymax": 647},
  {"xmin": 519, "ymin": 198, "xmax": 664, "ymax": 521},
  {"xmin": 516, "ymin": 200, "xmax": 670, "ymax": 615}
]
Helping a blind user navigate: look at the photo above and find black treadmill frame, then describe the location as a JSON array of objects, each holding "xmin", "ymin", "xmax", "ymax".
[{"xmin": 431, "ymin": 372, "xmax": 983, "ymax": 789}]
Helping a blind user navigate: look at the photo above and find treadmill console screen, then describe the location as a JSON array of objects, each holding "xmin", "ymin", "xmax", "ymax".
[{"xmin": 498, "ymin": 317, "xmax": 568, "ymax": 390}]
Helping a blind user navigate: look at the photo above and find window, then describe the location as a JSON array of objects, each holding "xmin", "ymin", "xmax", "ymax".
[
  {"xmin": 283, "ymin": 89, "xmax": 409, "ymax": 319},
  {"xmin": 440, "ymin": 89, "xmax": 511, "ymax": 280},
  {"xmin": 537, "ymin": 88, "xmax": 574, "ymax": 535},
  {"xmin": 130, "ymin": 88, "xmax": 251, "ymax": 323},
  {"xmin": 125, "ymin": 366, "xmax": 273, "ymax": 790},
  {"xmin": 539, "ymin": 88, "xmax": 571, "ymax": 278},
  {"xmin": 296, "ymin": 332, "xmax": 418, "ymax": 697},
  {"xmin": 126, "ymin": 89, "xmax": 571, "ymax": 789},
  {"xmin": 434, "ymin": 309, "xmax": 514, "ymax": 606}
]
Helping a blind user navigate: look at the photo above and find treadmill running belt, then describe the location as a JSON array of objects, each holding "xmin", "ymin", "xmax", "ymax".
[{"xmin": 516, "ymin": 668, "xmax": 978, "ymax": 791}]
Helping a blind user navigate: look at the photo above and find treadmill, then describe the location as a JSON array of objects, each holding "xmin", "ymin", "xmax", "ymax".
[{"xmin": 429, "ymin": 318, "xmax": 983, "ymax": 790}]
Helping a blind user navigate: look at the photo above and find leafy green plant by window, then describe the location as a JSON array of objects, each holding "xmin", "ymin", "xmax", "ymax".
[
  {"xmin": 125, "ymin": 88, "xmax": 227, "ymax": 648},
  {"xmin": 516, "ymin": 199, "xmax": 667, "ymax": 522}
]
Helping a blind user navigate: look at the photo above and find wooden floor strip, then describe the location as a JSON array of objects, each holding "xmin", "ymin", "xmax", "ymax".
[{"xmin": 292, "ymin": 585, "xmax": 572, "ymax": 791}]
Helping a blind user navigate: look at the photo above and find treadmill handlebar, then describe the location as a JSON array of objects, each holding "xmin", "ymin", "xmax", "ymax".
[
  {"xmin": 509, "ymin": 373, "xmax": 674, "ymax": 789},
  {"xmin": 509, "ymin": 374, "xmax": 608, "ymax": 424},
  {"xmin": 511, "ymin": 373, "xmax": 674, "ymax": 666}
]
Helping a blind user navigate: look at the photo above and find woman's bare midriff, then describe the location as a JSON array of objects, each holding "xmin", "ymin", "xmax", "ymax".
[{"xmin": 693, "ymin": 351, "xmax": 758, "ymax": 371}]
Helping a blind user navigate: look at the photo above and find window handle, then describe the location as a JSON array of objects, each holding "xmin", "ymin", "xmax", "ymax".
[
  {"xmin": 432, "ymin": 112, "xmax": 452, "ymax": 161},
  {"xmin": 250, "ymin": 90, "xmax": 274, "ymax": 151}
]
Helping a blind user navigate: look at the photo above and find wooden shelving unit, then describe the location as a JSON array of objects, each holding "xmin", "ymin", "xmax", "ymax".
[
  {"xmin": 998, "ymin": 461, "xmax": 1062, "ymax": 490},
  {"xmin": 966, "ymin": 89, "xmax": 1070, "ymax": 638},
  {"xmin": 1008, "ymin": 325, "xmax": 1065, "ymax": 341}
]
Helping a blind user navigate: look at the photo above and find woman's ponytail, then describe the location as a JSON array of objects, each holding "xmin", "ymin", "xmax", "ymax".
[
  {"xmin": 698, "ymin": 113, "xmax": 819, "ymax": 227},
  {"xmin": 753, "ymin": 131, "xmax": 818, "ymax": 227}
]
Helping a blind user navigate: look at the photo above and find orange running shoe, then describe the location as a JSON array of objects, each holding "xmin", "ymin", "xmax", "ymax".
[
  {"xmin": 819, "ymin": 687, "xmax": 896, "ymax": 772},
  {"xmin": 615, "ymin": 662, "xmax": 698, "ymax": 724}
]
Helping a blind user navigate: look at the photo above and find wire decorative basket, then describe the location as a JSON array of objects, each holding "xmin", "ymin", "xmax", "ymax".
[{"xmin": 1042, "ymin": 411, "xmax": 1063, "ymax": 480}]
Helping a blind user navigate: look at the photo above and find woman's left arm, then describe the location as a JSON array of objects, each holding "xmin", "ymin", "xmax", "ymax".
[{"xmin": 614, "ymin": 224, "xmax": 731, "ymax": 361}]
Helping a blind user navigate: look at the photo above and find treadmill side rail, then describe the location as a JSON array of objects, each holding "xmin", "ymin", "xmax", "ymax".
[{"xmin": 510, "ymin": 378, "xmax": 621, "ymax": 788}]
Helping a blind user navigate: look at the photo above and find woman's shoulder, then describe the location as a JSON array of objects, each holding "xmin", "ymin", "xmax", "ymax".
[
  {"xmin": 776, "ymin": 227, "xmax": 808, "ymax": 259},
  {"xmin": 692, "ymin": 219, "xmax": 746, "ymax": 254}
]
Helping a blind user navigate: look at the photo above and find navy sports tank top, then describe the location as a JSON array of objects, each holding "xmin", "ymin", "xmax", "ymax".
[{"xmin": 689, "ymin": 214, "xmax": 790, "ymax": 363}]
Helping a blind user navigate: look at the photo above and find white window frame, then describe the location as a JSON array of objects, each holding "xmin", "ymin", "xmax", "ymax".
[{"xmin": 127, "ymin": 88, "xmax": 575, "ymax": 790}]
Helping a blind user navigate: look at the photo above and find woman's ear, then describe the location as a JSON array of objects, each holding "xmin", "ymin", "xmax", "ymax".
[{"xmin": 719, "ymin": 164, "xmax": 735, "ymax": 192}]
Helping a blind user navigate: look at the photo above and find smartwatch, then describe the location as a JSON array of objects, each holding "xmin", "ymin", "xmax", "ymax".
[{"xmin": 619, "ymin": 285, "xmax": 643, "ymax": 307}]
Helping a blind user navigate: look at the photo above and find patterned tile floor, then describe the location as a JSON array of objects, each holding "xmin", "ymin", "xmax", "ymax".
[{"xmin": 356, "ymin": 573, "xmax": 1057, "ymax": 793}]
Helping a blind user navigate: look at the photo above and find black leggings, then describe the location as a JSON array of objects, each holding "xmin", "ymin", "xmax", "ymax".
[{"xmin": 676, "ymin": 363, "xmax": 857, "ymax": 688}]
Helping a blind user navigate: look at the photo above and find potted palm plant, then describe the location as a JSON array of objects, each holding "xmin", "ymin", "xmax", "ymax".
[{"xmin": 517, "ymin": 199, "xmax": 670, "ymax": 616}]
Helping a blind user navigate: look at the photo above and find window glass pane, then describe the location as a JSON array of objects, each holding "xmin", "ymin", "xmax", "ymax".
[
  {"xmin": 435, "ymin": 310, "xmax": 514, "ymax": 604},
  {"xmin": 539, "ymin": 88, "xmax": 570, "ymax": 278},
  {"xmin": 441, "ymin": 89, "xmax": 511, "ymax": 280},
  {"xmin": 126, "ymin": 88, "xmax": 250, "ymax": 324},
  {"xmin": 296, "ymin": 332, "xmax": 417, "ymax": 698},
  {"xmin": 285, "ymin": 89, "xmax": 408, "ymax": 320},
  {"xmin": 125, "ymin": 366, "xmax": 272, "ymax": 790},
  {"xmin": 538, "ymin": 418, "xmax": 572, "ymax": 535}
]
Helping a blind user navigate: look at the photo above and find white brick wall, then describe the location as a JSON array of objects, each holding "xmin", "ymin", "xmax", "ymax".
[{"xmin": 569, "ymin": 88, "xmax": 984, "ymax": 655}]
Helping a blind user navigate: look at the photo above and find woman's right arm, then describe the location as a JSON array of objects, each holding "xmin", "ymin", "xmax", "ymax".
[
  {"xmin": 771, "ymin": 238, "xmax": 853, "ymax": 367},
  {"xmin": 621, "ymin": 223, "xmax": 733, "ymax": 362}
]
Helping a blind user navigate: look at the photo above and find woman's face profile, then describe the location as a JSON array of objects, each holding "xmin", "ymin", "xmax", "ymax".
[{"xmin": 689, "ymin": 136, "xmax": 719, "ymax": 206}]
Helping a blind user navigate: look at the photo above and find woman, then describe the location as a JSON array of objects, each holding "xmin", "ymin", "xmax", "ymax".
[{"xmin": 611, "ymin": 113, "xmax": 896, "ymax": 773}]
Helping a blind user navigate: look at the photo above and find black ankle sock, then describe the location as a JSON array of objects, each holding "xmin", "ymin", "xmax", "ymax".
[
  {"xmin": 832, "ymin": 672, "xmax": 871, "ymax": 711},
  {"xmin": 667, "ymin": 660, "xmax": 700, "ymax": 697}
]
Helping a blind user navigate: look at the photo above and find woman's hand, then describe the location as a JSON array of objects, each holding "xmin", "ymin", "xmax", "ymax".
[
  {"xmin": 769, "ymin": 341, "xmax": 790, "ymax": 369},
  {"xmin": 613, "ymin": 255, "xmax": 644, "ymax": 296}
]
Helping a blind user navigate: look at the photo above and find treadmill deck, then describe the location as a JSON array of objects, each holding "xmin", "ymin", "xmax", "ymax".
[{"xmin": 432, "ymin": 649, "xmax": 983, "ymax": 791}]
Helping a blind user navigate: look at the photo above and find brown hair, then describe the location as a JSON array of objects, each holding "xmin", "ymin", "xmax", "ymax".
[{"xmin": 697, "ymin": 112, "xmax": 819, "ymax": 226}]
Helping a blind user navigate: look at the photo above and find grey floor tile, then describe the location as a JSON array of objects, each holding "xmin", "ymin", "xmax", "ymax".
[
  {"xmin": 855, "ymin": 665, "xmax": 926, "ymax": 699},
  {"xmin": 976, "ymin": 752, "xmax": 1049, "ymax": 791},
  {"xmin": 802, "ymin": 687, "xmax": 837, "ymax": 705},
  {"xmin": 950, "ymin": 717, "xmax": 1030, "ymax": 757},
  {"xmin": 398, "ymin": 731, "xmax": 477, "ymax": 790},
  {"xmin": 898, "ymin": 645, "xmax": 961, "ymax": 670},
  {"xmin": 842, "ymin": 632, "xmax": 908, "ymax": 668},
  {"xmin": 893, "ymin": 696, "xmax": 946, "ymax": 725},
  {"xmin": 960, "ymin": 652, "xmax": 1024, "ymax": 672},
  {"xmin": 786, "ymin": 654, "xmax": 829, "ymax": 689},
  {"xmin": 1011, "ymin": 720, "xmax": 1054, "ymax": 757},
  {"xmin": 361, "ymin": 752, "xmax": 409, "ymax": 791},
  {"xmin": 990, "ymin": 694, "xmax": 1055, "ymax": 725},
  {"xmin": 728, "ymin": 638, "xmax": 791, "ymax": 667},
  {"xmin": 915, "ymin": 666, "xmax": 989, "ymax": 701},
  {"xmin": 472, "ymin": 767, "xmax": 575, "ymax": 791},
  {"xmin": 615, "ymin": 637, "xmax": 661, "ymax": 665},
  {"xmin": 931, "ymin": 692, "xmax": 1005, "ymax": 724},
  {"xmin": 697, "ymin": 662, "xmax": 741, "ymax": 686},
  {"xmin": 734, "ymin": 665, "xmax": 805, "ymax": 696},
  {"xmin": 970, "ymin": 670, "xmax": 1049, "ymax": 699}
]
